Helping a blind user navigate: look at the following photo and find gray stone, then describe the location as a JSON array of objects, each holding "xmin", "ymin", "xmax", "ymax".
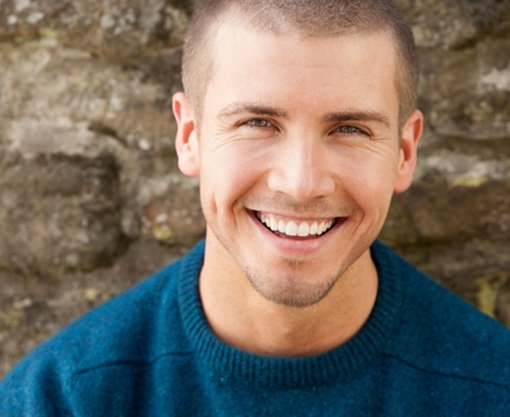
[
  {"xmin": 0, "ymin": 38, "xmax": 195, "ymax": 246},
  {"xmin": 399, "ymin": 0, "xmax": 510, "ymax": 49},
  {"xmin": 497, "ymin": 280, "xmax": 510, "ymax": 327},
  {"xmin": 0, "ymin": 40, "xmax": 178, "ymax": 156},
  {"xmin": 0, "ymin": 153, "xmax": 126, "ymax": 274},
  {"xmin": 139, "ymin": 174, "xmax": 205, "ymax": 245},
  {"xmin": 383, "ymin": 146, "xmax": 510, "ymax": 244},
  {"xmin": 0, "ymin": 0, "xmax": 190, "ymax": 59},
  {"xmin": 419, "ymin": 39, "xmax": 510, "ymax": 142}
]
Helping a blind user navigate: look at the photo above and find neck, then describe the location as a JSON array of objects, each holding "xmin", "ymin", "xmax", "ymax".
[{"xmin": 199, "ymin": 239, "xmax": 378, "ymax": 357}]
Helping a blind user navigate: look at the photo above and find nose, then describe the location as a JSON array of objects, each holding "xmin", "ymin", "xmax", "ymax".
[{"xmin": 267, "ymin": 137, "xmax": 336, "ymax": 201}]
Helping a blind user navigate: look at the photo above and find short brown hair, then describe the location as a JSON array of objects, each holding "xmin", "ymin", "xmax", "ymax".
[{"xmin": 182, "ymin": 0, "xmax": 418, "ymax": 125}]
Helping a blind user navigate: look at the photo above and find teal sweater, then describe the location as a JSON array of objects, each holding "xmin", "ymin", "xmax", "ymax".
[{"xmin": 1, "ymin": 241, "xmax": 509, "ymax": 416}]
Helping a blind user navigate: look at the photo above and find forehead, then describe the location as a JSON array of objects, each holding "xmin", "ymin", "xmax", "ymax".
[{"xmin": 203, "ymin": 18, "xmax": 399, "ymax": 121}]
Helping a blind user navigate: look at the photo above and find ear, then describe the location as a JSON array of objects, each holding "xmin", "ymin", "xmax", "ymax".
[
  {"xmin": 394, "ymin": 109, "xmax": 423, "ymax": 194},
  {"xmin": 173, "ymin": 92, "xmax": 200, "ymax": 177}
]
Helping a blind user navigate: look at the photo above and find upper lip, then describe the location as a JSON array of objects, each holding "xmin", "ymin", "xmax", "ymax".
[{"xmin": 249, "ymin": 209, "xmax": 339, "ymax": 222}]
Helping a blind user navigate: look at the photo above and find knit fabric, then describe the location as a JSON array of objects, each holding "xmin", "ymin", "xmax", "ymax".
[{"xmin": 1, "ymin": 241, "xmax": 509, "ymax": 416}]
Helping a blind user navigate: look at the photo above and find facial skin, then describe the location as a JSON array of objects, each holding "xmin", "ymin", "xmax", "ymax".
[{"xmin": 174, "ymin": 19, "xmax": 422, "ymax": 355}]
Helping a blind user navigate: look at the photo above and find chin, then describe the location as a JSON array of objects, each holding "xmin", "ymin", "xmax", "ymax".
[{"xmin": 243, "ymin": 264, "xmax": 342, "ymax": 308}]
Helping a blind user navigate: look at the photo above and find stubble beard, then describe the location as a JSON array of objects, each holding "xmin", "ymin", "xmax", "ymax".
[{"xmin": 243, "ymin": 258, "xmax": 343, "ymax": 308}]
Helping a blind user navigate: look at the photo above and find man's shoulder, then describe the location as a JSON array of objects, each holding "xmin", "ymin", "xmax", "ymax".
[
  {"xmin": 2, "ymin": 250, "xmax": 192, "ymax": 385},
  {"xmin": 384, "ymin": 249, "xmax": 510, "ymax": 393},
  {"xmin": 0, "ymin": 243, "xmax": 206, "ymax": 416}
]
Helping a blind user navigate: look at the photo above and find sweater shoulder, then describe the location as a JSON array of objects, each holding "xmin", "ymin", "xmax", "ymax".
[
  {"xmin": 383, "ymin": 251, "xmax": 510, "ymax": 391},
  {"xmin": 3, "ymin": 254, "xmax": 190, "ymax": 382}
]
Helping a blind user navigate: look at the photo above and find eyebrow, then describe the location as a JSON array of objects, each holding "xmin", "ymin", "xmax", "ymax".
[
  {"xmin": 324, "ymin": 111, "xmax": 391, "ymax": 128},
  {"xmin": 218, "ymin": 103, "xmax": 288, "ymax": 119}
]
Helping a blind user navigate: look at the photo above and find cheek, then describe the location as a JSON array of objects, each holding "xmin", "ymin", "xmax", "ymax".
[
  {"xmin": 199, "ymin": 146, "xmax": 266, "ymax": 213},
  {"xmin": 340, "ymin": 155, "xmax": 398, "ymax": 206}
]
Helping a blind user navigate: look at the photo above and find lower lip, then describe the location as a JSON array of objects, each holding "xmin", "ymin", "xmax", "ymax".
[{"xmin": 248, "ymin": 210, "xmax": 344, "ymax": 256}]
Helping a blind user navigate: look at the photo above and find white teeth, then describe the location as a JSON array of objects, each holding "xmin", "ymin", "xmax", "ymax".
[
  {"xmin": 256, "ymin": 212, "xmax": 336, "ymax": 238},
  {"xmin": 270, "ymin": 216, "xmax": 278, "ymax": 231},
  {"xmin": 285, "ymin": 221, "xmax": 298, "ymax": 236},
  {"xmin": 297, "ymin": 222, "xmax": 309, "ymax": 237}
]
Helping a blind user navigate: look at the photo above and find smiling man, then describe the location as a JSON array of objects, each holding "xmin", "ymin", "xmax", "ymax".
[
  {"xmin": 1, "ymin": 0, "xmax": 510, "ymax": 416},
  {"xmin": 173, "ymin": 14, "xmax": 421, "ymax": 357}
]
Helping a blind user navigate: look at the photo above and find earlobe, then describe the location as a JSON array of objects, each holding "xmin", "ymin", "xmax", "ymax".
[
  {"xmin": 173, "ymin": 92, "xmax": 200, "ymax": 177},
  {"xmin": 394, "ymin": 109, "xmax": 423, "ymax": 194}
]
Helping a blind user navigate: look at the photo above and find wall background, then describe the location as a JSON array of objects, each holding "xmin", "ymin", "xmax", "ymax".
[{"xmin": 0, "ymin": 0, "xmax": 509, "ymax": 377}]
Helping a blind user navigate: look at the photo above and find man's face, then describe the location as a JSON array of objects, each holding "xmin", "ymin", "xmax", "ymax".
[{"xmin": 175, "ymin": 21, "xmax": 421, "ymax": 307}]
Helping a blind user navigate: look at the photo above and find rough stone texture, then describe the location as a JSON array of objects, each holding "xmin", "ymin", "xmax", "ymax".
[
  {"xmin": 397, "ymin": 0, "xmax": 510, "ymax": 50},
  {"xmin": 419, "ymin": 39, "xmax": 510, "ymax": 142},
  {"xmin": 0, "ymin": 1, "xmax": 509, "ymax": 378},
  {"xmin": 0, "ymin": 0, "xmax": 190, "ymax": 58},
  {"xmin": 0, "ymin": 153, "xmax": 125, "ymax": 274}
]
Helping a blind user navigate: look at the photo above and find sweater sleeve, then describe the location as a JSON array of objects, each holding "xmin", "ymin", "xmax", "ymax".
[{"xmin": 0, "ymin": 356, "xmax": 75, "ymax": 417}]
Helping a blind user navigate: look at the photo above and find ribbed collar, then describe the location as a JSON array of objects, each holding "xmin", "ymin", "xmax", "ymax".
[{"xmin": 178, "ymin": 240, "xmax": 404, "ymax": 387}]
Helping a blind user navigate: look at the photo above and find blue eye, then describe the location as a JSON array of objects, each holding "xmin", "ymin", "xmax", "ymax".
[
  {"xmin": 335, "ymin": 125, "xmax": 369, "ymax": 136},
  {"xmin": 339, "ymin": 125, "xmax": 361, "ymax": 134},
  {"xmin": 244, "ymin": 119, "xmax": 273, "ymax": 128}
]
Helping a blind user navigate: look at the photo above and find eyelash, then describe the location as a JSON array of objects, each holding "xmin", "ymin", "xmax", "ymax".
[
  {"xmin": 241, "ymin": 118, "xmax": 275, "ymax": 129},
  {"xmin": 333, "ymin": 125, "xmax": 370, "ymax": 137},
  {"xmin": 239, "ymin": 119, "xmax": 371, "ymax": 137}
]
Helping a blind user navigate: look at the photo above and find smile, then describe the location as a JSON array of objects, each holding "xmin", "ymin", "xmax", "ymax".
[{"xmin": 254, "ymin": 211, "xmax": 337, "ymax": 238}]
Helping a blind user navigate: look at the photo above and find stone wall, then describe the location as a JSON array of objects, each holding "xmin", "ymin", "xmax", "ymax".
[{"xmin": 0, "ymin": 0, "xmax": 509, "ymax": 377}]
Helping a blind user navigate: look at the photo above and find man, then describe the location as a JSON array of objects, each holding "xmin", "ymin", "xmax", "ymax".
[{"xmin": 1, "ymin": 0, "xmax": 509, "ymax": 415}]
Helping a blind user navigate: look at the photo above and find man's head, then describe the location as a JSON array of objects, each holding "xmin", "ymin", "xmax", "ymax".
[
  {"xmin": 173, "ymin": 1, "xmax": 423, "ymax": 308},
  {"xmin": 182, "ymin": 0, "xmax": 419, "ymax": 126}
]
